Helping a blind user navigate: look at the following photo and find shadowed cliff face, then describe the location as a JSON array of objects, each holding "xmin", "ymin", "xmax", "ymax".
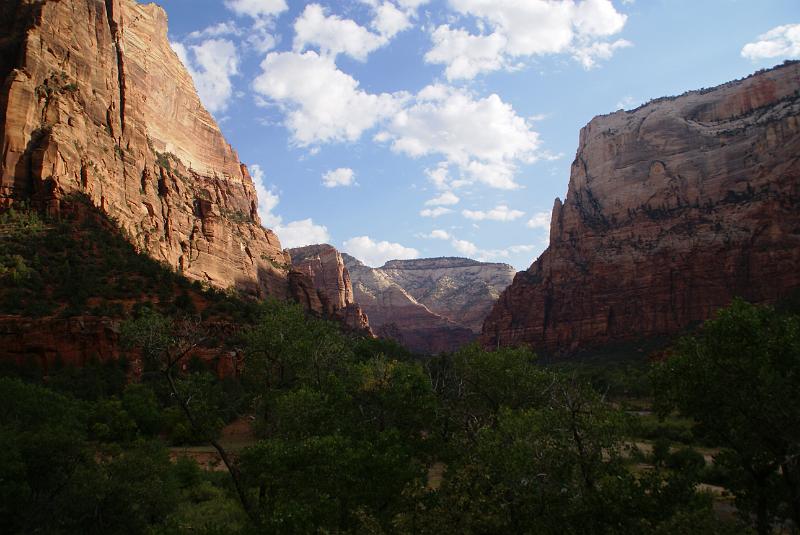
[
  {"xmin": 343, "ymin": 255, "xmax": 514, "ymax": 354},
  {"xmin": 481, "ymin": 62, "xmax": 800, "ymax": 354},
  {"xmin": 0, "ymin": 0, "xmax": 290, "ymax": 298}
]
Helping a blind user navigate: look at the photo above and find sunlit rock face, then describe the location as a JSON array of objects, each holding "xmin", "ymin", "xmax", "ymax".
[
  {"xmin": 288, "ymin": 245, "xmax": 371, "ymax": 334},
  {"xmin": 0, "ymin": 0, "xmax": 290, "ymax": 298},
  {"xmin": 344, "ymin": 255, "xmax": 515, "ymax": 354},
  {"xmin": 481, "ymin": 61, "xmax": 800, "ymax": 354}
]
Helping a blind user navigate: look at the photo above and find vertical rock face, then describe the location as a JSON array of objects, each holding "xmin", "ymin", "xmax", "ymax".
[
  {"xmin": 481, "ymin": 62, "xmax": 800, "ymax": 354},
  {"xmin": 288, "ymin": 245, "xmax": 371, "ymax": 333},
  {"xmin": 0, "ymin": 0, "xmax": 290, "ymax": 298},
  {"xmin": 343, "ymin": 255, "xmax": 514, "ymax": 354}
]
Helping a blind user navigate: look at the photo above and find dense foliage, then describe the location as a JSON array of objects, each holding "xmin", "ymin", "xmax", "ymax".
[
  {"xmin": 2, "ymin": 204, "xmax": 792, "ymax": 534},
  {"xmin": 654, "ymin": 299, "xmax": 800, "ymax": 534}
]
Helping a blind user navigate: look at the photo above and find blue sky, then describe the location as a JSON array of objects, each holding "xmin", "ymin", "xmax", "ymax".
[{"xmin": 160, "ymin": 0, "xmax": 800, "ymax": 268}]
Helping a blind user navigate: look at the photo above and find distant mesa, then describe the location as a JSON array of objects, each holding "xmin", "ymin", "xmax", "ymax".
[
  {"xmin": 343, "ymin": 253, "xmax": 515, "ymax": 354},
  {"xmin": 481, "ymin": 61, "xmax": 800, "ymax": 355}
]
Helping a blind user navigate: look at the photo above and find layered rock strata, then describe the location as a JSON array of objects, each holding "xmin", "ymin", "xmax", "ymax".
[
  {"xmin": 344, "ymin": 255, "xmax": 514, "ymax": 354},
  {"xmin": 0, "ymin": 0, "xmax": 290, "ymax": 297},
  {"xmin": 379, "ymin": 258, "xmax": 516, "ymax": 332},
  {"xmin": 481, "ymin": 62, "xmax": 800, "ymax": 353},
  {"xmin": 288, "ymin": 245, "xmax": 371, "ymax": 333}
]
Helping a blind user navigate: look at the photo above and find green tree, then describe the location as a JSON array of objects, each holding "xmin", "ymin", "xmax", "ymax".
[
  {"xmin": 121, "ymin": 308, "xmax": 256, "ymax": 523},
  {"xmin": 653, "ymin": 299, "xmax": 800, "ymax": 534}
]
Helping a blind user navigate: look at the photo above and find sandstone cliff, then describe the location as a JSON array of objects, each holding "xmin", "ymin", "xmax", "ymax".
[
  {"xmin": 288, "ymin": 244, "xmax": 371, "ymax": 333},
  {"xmin": 379, "ymin": 258, "xmax": 516, "ymax": 332},
  {"xmin": 344, "ymin": 255, "xmax": 514, "ymax": 354},
  {"xmin": 0, "ymin": 0, "xmax": 290, "ymax": 298},
  {"xmin": 481, "ymin": 62, "xmax": 800, "ymax": 354}
]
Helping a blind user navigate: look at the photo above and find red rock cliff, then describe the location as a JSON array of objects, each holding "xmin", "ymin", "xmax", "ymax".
[
  {"xmin": 0, "ymin": 0, "xmax": 290, "ymax": 298},
  {"xmin": 481, "ymin": 62, "xmax": 800, "ymax": 353},
  {"xmin": 288, "ymin": 245, "xmax": 371, "ymax": 333}
]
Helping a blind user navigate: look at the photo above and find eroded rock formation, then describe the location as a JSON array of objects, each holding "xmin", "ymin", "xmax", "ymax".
[
  {"xmin": 0, "ymin": 0, "xmax": 290, "ymax": 297},
  {"xmin": 481, "ymin": 62, "xmax": 800, "ymax": 354},
  {"xmin": 344, "ymin": 255, "xmax": 514, "ymax": 354},
  {"xmin": 288, "ymin": 245, "xmax": 371, "ymax": 333}
]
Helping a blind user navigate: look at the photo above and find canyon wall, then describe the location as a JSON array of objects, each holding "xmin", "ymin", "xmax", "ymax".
[
  {"xmin": 288, "ymin": 245, "xmax": 370, "ymax": 333},
  {"xmin": 481, "ymin": 62, "xmax": 800, "ymax": 354},
  {"xmin": 0, "ymin": 0, "xmax": 290, "ymax": 298},
  {"xmin": 344, "ymin": 255, "xmax": 514, "ymax": 354}
]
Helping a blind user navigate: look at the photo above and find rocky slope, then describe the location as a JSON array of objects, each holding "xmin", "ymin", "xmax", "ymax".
[
  {"xmin": 288, "ymin": 245, "xmax": 370, "ymax": 333},
  {"xmin": 481, "ymin": 62, "xmax": 800, "ymax": 354},
  {"xmin": 379, "ymin": 258, "xmax": 516, "ymax": 332},
  {"xmin": 0, "ymin": 0, "xmax": 291, "ymax": 298},
  {"xmin": 344, "ymin": 255, "xmax": 514, "ymax": 354}
]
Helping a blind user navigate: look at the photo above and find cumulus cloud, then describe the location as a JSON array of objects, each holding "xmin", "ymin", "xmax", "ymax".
[
  {"xmin": 224, "ymin": 0, "xmax": 287, "ymax": 19},
  {"xmin": 274, "ymin": 219, "xmax": 331, "ymax": 248},
  {"xmin": 742, "ymin": 24, "xmax": 800, "ymax": 61},
  {"xmin": 379, "ymin": 84, "xmax": 540, "ymax": 189},
  {"xmin": 572, "ymin": 38, "xmax": 632, "ymax": 69},
  {"xmin": 342, "ymin": 236, "xmax": 419, "ymax": 267},
  {"xmin": 420, "ymin": 207, "xmax": 453, "ymax": 218},
  {"xmin": 224, "ymin": 0, "xmax": 285, "ymax": 53},
  {"xmin": 462, "ymin": 204, "xmax": 525, "ymax": 222},
  {"xmin": 526, "ymin": 210, "xmax": 551, "ymax": 229},
  {"xmin": 373, "ymin": 2, "xmax": 412, "ymax": 38},
  {"xmin": 425, "ymin": 191, "xmax": 460, "ymax": 206},
  {"xmin": 425, "ymin": 26, "xmax": 507, "ymax": 80},
  {"xmin": 322, "ymin": 167, "xmax": 356, "ymax": 188},
  {"xmin": 449, "ymin": 234, "xmax": 539, "ymax": 264},
  {"xmin": 451, "ymin": 238, "xmax": 479, "ymax": 256},
  {"xmin": 426, "ymin": 0, "xmax": 630, "ymax": 79},
  {"xmin": 249, "ymin": 163, "xmax": 330, "ymax": 248},
  {"xmin": 294, "ymin": 4, "xmax": 387, "ymax": 61},
  {"xmin": 171, "ymin": 39, "xmax": 239, "ymax": 114},
  {"xmin": 253, "ymin": 51, "xmax": 402, "ymax": 145},
  {"xmin": 421, "ymin": 229, "xmax": 451, "ymax": 240}
]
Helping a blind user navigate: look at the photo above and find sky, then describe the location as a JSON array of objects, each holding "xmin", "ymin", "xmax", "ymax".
[{"xmin": 159, "ymin": 0, "xmax": 800, "ymax": 269}]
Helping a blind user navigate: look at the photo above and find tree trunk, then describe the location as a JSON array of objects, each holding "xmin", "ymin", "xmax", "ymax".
[{"xmin": 165, "ymin": 370, "xmax": 258, "ymax": 525}]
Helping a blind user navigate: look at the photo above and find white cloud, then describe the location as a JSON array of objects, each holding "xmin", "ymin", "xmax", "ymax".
[
  {"xmin": 572, "ymin": 38, "xmax": 631, "ymax": 69},
  {"xmin": 616, "ymin": 95, "xmax": 638, "ymax": 110},
  {"xmin": 742, "ymin": 24, "xmax": 800, "ymax": 61},
  {"xmin": 322, "ymin": 167, "xmax": 356, "ymax": 188},
  {"xmin": 526, "ymin": 210, "xmax": 551, "ymax": 229},
  {"xmin": 249, "ymin": 163, "xmax": 330, "ymax": 248},
  {"xmin": 427, "ymin": 0, "xmax": 630, "ymax": 79},
  {"xmin": 224, "ymin": 0, "xmax": 287, "ymax": 19},
  {"xmin": 253, "ymin": 51, "xmax": 401, "ymax": 145},
  {"xmin": 425, "ymin": 25, "xmax": 507, "ymax": 80},
  {"xmin": 250, "ymin": 164, "xmax": 282, "ymax": 227},
  {"xmin": 396, "ymin": 0, "xmax": 430, "ymax": 9},
  {"xmin": 380, "ymin": 84, "xmax": 540, "ymax": 189},
  {"xmin": 420, "ymin": 207, "xmax": 453, "ymax": 218},
  {"xmin": 421, "ymin": 229, "xmax": 451, "ymax": 240},
  {"xmin": 342, "ymin": 236, "xmax": 419, "ymax": 267},
  {"xmin": 450, "ymin": 236, "xmax": 539, "ymax": 263},
  {"xmin": 224, "ymin": 0, "xmax": 284, "ymax": 53},
  {"xmin": 171, "ymin": 39, "xmax": 239, "ymax": 114},
  {"xmin": 373, "ymin": 2, "xmax": 412, "ymax": 38},
  {"xmin": 187, "ymin": 21, "xmax": 242, "ymax": 40},
  {"xmin": 274, "ymin": 219, "xmax": 331, "ymax": 248},
  {"xmin": 425, "ymin": 191, "xmax": 460, "ymax": 206},
  {"xmin": 462, "ymin": 204, "xmax": 524, "ymax": 221},
  {"xmin": 294, "ymin": 4, "xmax": 387, "ymax": 61},
  {"xmin": 451, "ymin": 238, "xmax": 479, "ymax": 256}
]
